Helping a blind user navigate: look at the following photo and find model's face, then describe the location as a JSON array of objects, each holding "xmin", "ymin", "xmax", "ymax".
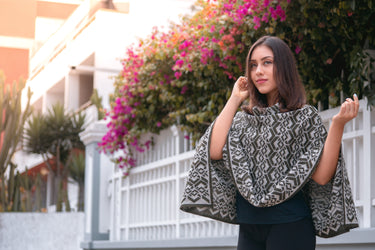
[{"xmin": 249, "ymin": 45, "xmax": 278, "ymax": 105}]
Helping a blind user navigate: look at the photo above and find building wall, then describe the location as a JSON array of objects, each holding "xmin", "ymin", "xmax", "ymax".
[
  {"xmin": 0, "ymin": 0, "xmax": 37, "ymax": 38},
  {"xmin": 0, "ymin": 0, "xmax": 35, "ymax": 84},
  {"xmin": 0, "ymin": 0, "xmax": 81, "ymax": 84},
  {"xmin": 0, "ymin": 47, "xmax": 29, "ymax": 84}
]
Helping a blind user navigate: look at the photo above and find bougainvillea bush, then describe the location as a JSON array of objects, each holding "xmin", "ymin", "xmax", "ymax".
[{"xmin": 99, "ymin": 0, "xmax": 375, "ymax": 174}]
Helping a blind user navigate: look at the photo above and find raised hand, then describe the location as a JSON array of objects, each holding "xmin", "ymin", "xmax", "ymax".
[
  {"xmin": 332, "ymin": 94, "xmax": 360, "ymax": 127},
  {"xmin": 231, "ymin": 76, "xmax": 250, "ymax": 103}
]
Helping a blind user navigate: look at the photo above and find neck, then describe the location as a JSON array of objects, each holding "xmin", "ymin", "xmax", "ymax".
[{"xmin": 267, "ymin": 93, "xmax": 278, "ymax": 107}]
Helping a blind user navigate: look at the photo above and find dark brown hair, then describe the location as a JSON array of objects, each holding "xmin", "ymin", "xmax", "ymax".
[{"xmin": 243, "ymin": 36, "xmax": 306, "ymax": 113}]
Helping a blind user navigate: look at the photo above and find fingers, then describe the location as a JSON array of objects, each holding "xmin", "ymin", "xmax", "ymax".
[
  {"xmin": 345, "ymin": 94, "xmax": 359, "ymax": 116},
  {"xmin": 338, "ymin": 94, "xmax": 359, "ymax": 123},
  {"xmin": 236, "ymin": 76, "xmax": 248, "ymax": 91},
  {"xmin": 353, "ymin": 93, "xmax": 359, "ymax": 114},
  {"xmin": 344, "ymin": 98, "xmax": 353, "ymax": 114},
  {"xmin": 231, "ymin": 76, "xmax": 250, "ymax": 102}
]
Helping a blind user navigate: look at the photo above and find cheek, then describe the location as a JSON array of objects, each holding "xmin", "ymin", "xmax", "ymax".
[{"xmin": 250, "ymin": 71, "xmax": 256, "ymax": 81}]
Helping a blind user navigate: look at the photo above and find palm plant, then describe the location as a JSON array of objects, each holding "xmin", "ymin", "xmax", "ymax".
[
  {"xmin": 67, "ymin": 151, "xmax": 85, "ymax": 211},
  {"xmin": 24, "ymin": 102, "xmax": 85, "ymax": 211},
  {"xmin": 0, "ymin": 71, "xmax": 32, "ymax": 211}
]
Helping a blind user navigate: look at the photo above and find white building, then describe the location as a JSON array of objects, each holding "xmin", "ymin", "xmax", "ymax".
[{"xmin": 14, "ymin": 0, "xmax": 196, "ymax": 212}]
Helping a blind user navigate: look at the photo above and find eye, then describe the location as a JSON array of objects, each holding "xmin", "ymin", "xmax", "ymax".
[
  {"xmin": 264, "ymin": 60, "xmax": 273, "ymax": 65},
  {"xmin": 250, "ymin": 63, "xmax": 257, "ymax": 69}
]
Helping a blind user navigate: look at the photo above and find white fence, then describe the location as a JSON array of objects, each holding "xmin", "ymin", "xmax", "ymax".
[
  {"xmin": 81, "ymin": 99, "xmax": 375, "ymax": 249},
  {"xmin": 108, "ymin": 126, "xmax": 239, "ymax": 241}
]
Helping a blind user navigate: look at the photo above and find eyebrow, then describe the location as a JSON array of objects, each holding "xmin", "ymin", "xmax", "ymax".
[{"xmin": 250, "ymin": 56, "xmax": 274, "ymax": 62}]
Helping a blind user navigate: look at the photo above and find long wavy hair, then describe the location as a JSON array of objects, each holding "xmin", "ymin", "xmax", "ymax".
[{"xmin": 243, "ymin": 36, "xmax": 306, "ymax": 113}]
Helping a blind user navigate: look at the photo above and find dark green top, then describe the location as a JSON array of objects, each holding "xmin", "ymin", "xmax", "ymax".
[{"xmin": 236, "ymin": 190, "xmax": 311, "ymax": 224}]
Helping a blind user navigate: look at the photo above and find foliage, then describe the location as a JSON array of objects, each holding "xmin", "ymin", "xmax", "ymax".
[
  {"xmin": 1, "ymin": 164, "xmax": 46, "ymax": 212},
  {"xmin": 25, "ymin": 103, "xmax": 85, "ymax": 164},
  {"xmin": 90, "ymin": 88, "xmax": 106, "ymax": 120},
  {"xmin": 0, "ymin": 71, "xmax": 33, "ymax": 211},
  {"xmin": 272, "ymin": 0, "xmax": 375, "ymax": 107},
  {"xmin": 99, "ymin": 0, "xmax": 375, "ymax": 174},
  {"xmin": 24, "ymin": 103, "xmax": 86, "ymax": 211},
  {"xmin": 66, "ymin": 150, "xmax": 85, "ymax": 211}
]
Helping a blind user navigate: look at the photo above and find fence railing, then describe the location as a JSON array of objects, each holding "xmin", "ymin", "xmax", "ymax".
[
  {"xmin": 106, "ymin": 100, "xmax": 374, "ymax": 241},
  {"xmin": 108, "ymin": 126, "xmax": 238, "ymax": 241}
]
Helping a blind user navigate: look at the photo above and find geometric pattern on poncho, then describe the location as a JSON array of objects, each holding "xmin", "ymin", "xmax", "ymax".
[{"xmin": 180, "ymin": 104, "xmax": 358, "ymax": 238}]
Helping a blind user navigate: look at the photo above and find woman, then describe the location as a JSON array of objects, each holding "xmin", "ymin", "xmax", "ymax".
[{"xmin": 180, "ymin": 36, "xmax": 359, "ymax": 249}]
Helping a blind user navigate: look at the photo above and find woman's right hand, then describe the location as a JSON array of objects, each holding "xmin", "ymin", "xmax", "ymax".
[
  {"xmin": 231, "ymin": 76, "xmax": 250, "ymax": 103},
  {"xmin": 210, "ymin": 76, "xmax": 249, "ymax": 160}
]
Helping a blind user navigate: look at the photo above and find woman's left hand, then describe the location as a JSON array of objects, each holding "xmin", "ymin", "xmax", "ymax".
[{"xmin": 332, "ymin": 94, "xmax": 360, "ymax": 127}]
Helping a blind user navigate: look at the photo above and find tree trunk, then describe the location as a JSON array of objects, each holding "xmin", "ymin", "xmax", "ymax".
[
  {"xmin": 56, "ymin": 176, "xmax": 63, "ymax": 212},
  {"xmin": 78, "ymin": 181, "xmax": 84, "ymax": 211}
]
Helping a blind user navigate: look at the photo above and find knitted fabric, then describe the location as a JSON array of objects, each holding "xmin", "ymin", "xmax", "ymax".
[{"xmin": 180, "ymin": 104, "xmax": 358, "ymax": 238}]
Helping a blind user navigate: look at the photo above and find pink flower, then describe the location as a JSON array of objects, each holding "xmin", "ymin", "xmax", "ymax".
[
  {"xmin": 295, "ymin": 45, "xmax": 302, "ymax": 54},
  {"xmin": 136, "ymin": 146, "xmax": 145, "ymax": 153},
  {"xmin": 253, "ymin": 16, "xmax": 261, "ymax": 30},
  {"xmin": 175, "ymin": 59, "xmax": 184, "ymax": 68},
  {"xmin": 263, "ymin": 0, "xmax": 270, "ymax": 8},
  {"xmin": 156, "ymin": 121, "xmax": 162, "ymax": 127},
  {"xmin": 223, "ymin": 4, "xmax": 233, "ymax": 12},
  {"xmin": 269, "ymin": 7, "xmax": 277, "ymax": 20},
  {"xmin": 180, "ymin": 86, "xmax": 188, "ymax": 94},
  {"xmin": 210, "ymin": 25, "xmax": 216, "ymax": 33},
  {"xmin": 128, "ymin": 158, "xmax": 136, "ymax": 167},
  {"xmin": 145, "ymin": 140, "xmax": 151, "ymax": 149},
  {"xmin": 174, "ymin": 71, "xmax": 182, "ymax": 79},
  {"xmin": 261, "ymin": 12, "xmax": 269, "ymax": 23},
  {"xmin": 212, "ymin": 37, "xmax": 220, "ymax": 43}
]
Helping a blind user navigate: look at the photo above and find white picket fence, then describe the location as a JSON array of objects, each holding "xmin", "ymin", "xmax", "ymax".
[{"xmin": 106, "ymin": 99, "xmax": 374, "ymax": 244}]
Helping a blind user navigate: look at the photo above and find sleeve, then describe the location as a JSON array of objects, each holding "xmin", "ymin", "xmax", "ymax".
[
  {"xmin": 303, "ymin": 111, "xmax": 359, "ymax": 238},
  {"xmin": 179, "ymin": 121, "xmax": 238, "ymax": 224}
]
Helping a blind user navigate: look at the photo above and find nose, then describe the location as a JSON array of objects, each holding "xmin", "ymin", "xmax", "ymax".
[{"xmin": 255, "ymin": 65, "xmax": 263, "ymax": 75}]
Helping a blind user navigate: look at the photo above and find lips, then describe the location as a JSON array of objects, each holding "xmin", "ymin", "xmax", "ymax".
[{"xmin": 256, "ymin": 79, "xmax": 267, "ymax": 84}]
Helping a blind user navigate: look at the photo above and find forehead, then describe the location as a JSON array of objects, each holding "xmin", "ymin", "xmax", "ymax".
[{"xmin": 250, "ymin": 45, "xmax": 273, "ymax": 60}]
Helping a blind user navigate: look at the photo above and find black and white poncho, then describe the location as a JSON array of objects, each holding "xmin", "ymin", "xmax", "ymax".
[{"xmin": 180, "ymin": 104, "xmax": 358, "ymax": 238}]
